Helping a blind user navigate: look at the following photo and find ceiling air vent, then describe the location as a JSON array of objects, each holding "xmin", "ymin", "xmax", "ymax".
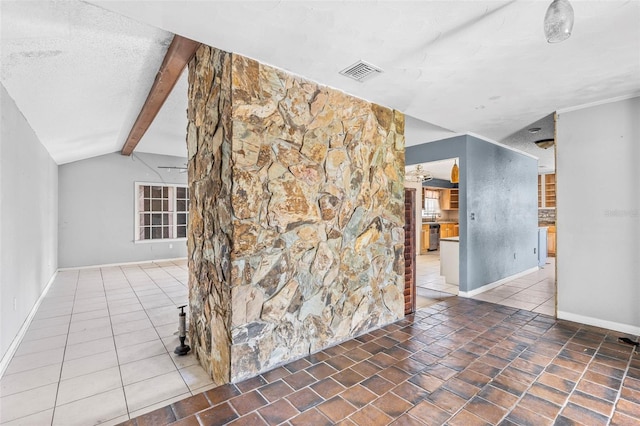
[{"xmin": 339, "ymin": 60, "xmax": 383, "ymax": 82}]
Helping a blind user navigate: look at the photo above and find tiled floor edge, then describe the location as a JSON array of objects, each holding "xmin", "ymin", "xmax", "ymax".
[
  {"xmin": 0, "ymin": 270, "xmax": 58, "ymax": 379},
  {"xmin": 458, "ymin": 266, "xmax": 540, "ymax": 298},
  {"xmin": 557, "ymin": 310, "xmax": 640, "ymax": 337},
  {"xmin": 57, "ymin": 257, "xmax": 188, "ymax": 272}
]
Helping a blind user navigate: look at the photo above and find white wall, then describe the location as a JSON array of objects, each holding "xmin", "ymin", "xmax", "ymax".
[
  {"xmin": 557, "ymin": 96, "xmax": 640, "ymax": 334},
  {"xmin": 58, "ymin": 152, "xmax": 188, "ymax": 268},
  {"xmin": 0, "ymin": 84, "xmax": 58, "ymax": 359}
]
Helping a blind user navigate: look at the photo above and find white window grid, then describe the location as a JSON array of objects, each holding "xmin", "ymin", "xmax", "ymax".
[{"xmin": 135, "ymin": 183, "xmax": 189, "ymax": 242}]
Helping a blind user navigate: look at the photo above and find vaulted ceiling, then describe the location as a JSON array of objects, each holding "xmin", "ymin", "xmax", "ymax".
[{"xmin": 2, "ymin": 1, "xmax": 639, "ymax": 171}]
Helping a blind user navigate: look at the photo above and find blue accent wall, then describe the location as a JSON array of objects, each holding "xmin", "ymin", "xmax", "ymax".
[{"xmin": 406, "ymin": 135, "xmax": 538, "ymax": 293}]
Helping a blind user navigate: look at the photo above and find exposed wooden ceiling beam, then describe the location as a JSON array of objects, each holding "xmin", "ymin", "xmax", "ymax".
[{"xmin": 121, "ymin": 35, "xmax": 200, "ymax": 156}]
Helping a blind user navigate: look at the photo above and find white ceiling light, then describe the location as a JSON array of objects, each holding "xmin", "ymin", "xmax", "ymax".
[
  {"xmin": 544, "ymin": 0, "xmax": 574, "ymax": 43},
  {"xmin": 534, "ymin": 139, "xmax": 555, "ymax": 149},
  {"xmin": 406, "ymin": 164, "xmax": 433, "ymax": 183}
]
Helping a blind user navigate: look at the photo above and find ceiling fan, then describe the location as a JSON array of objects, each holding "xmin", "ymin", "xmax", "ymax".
[
  {"xmin": 406, "ymin": 164, "xmax": 433, "ymax": 183},
  {"xmin": 158, "ymin": 165, "xmax": 187, "ymax": 173}
]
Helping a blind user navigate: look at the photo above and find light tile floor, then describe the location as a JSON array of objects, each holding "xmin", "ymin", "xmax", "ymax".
[
  {"xmin": 416, "ymin": 251, "xmax": 556, "ymax": 316},
  {"xmin": 416, "ymin": 251, "xmax": 459, "ymax": 296},
  {"xmin": 0, "ymin": 259, "xmax": 215, "ymax": 426}
]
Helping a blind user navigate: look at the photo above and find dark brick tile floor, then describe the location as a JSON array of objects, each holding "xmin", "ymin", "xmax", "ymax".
[{"xmin": 119, "ymin": 298, "xmax": 640, "ymax": 425}]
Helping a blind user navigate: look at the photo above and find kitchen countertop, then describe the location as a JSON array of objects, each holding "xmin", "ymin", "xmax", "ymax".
[
  {"xmin": 441, "ymin": 236, "xmax": 460, "ymax": 242},
  {"xmin": 422, "ymin": 220, "xmax": 459, "ymax": 224}
]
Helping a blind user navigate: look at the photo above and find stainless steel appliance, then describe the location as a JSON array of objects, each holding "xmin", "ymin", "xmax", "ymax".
[{"xmin": 428, "ymin": 223, "xmax": 440, "ymax": 251}]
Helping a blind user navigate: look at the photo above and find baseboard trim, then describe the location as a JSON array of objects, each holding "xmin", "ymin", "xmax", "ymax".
[
  {"xmin": 458, "ymin": 266, "xmax": 540, "ymax": 298},
  {"xmin": 0, "ymin": 270, "xmax": 58, "ymax": 378},
  {"xmin": 58, "ymin": 257, "xmax": 188, "ymax": 271},
  {"xmin": 557, "ymin": 311, "xmax": 640, "ymax": 336}
]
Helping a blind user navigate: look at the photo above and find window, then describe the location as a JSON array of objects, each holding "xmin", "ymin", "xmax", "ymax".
[
  {"xmin": 136, "ymin": 183, "xmax": 189, "ymax": 241},
  {"xmin": 423, "ymin": 189, "xmax": 440, "ymax": 214}
]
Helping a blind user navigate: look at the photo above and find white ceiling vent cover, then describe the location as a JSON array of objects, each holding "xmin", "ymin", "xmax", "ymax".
[{"xmin": 339, "ymin": 60, "xmax": 383, "ymax": 82}]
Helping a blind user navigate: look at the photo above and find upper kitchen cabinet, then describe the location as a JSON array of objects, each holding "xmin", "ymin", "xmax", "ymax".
[
  {"xmin": 538, "ymin": 173, "xmax": 556, "ymax": 208},
  {"xmin": 441, "ymin": 188, "xmax": 459, "ymax": 210}
]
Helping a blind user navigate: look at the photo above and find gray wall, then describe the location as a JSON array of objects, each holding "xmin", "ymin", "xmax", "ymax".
[
  {"xmin": 406, "ymin": 134, "xmax": 538, "ymax": 293},
  {"xmin": 1, "ymin": 84, "xmax": 58, "ymax": 359},
  {"xmin": 58, "ymin": 152, "xmax": 188, "ymax": 268},
  {"xmin": 465, "ymin": 136, "xmax": 538, "ymax": 291},
  {"xmin": 557, "ymin": 96, "xmax": 639, "ymax": 334}
]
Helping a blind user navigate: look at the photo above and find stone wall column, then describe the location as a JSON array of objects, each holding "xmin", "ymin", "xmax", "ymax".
[
  {"xmin": 187, "ymin": 44, "xmax": 406, "ymax": 384},
  {"xmin": 186, "ymin": 46, "xmax": 233, "ymax": 385}
]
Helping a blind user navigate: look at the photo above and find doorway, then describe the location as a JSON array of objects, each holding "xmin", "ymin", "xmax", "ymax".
[{"xmin": 405, "ymin": 159, "xmax": 460, "ymax": 309}]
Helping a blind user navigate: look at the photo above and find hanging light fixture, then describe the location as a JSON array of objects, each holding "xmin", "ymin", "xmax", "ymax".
[
  {"xmin": 406, "ymin": 164, "xmax": 433, "ymax": 183},
  {"xmin": 450, "ymin": 159, "xmax": 459, "ymax": 184},
  {"xmin": 544, "ymin": 0, "xmax": 574, "ymax": 43}
]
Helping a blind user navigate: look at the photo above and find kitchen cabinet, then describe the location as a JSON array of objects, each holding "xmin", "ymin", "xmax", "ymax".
[
  {"xmin": 441, "ymin": 189, "xmax": 459, "ymax": 210},
  {"xmin": 538, "ymin": 175, "xmax": 543, "ymax": 208},
  {"xmin": 538, "ymin": 173, "xmax": 556, "ymax": 208},
  {"xmin": 439, "ymin": 223, "xmax": 459, "ymax": 239},
  {"xmin": 421, "ymin": 224, "xmax": 430, "ymax": 253},
  {"xmin": 547, "ymin": 225, "xmax": 556, "ymax": 256}
]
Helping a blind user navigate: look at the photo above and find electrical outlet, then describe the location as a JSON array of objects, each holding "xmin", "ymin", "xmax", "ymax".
[
  {"xmin": 13, "ymin": 298, "xmax": 17, "ymax": 311},
  {"xmin": 534, "ymin": 248, "xmax": 537, "ymax": 254},
  {"xmin": 514, "ymin": 253, "xmax": 517, "ymax": 259},
  {"xmin": 169, "ymin": 243, "xmax": 173, "ymax": 249}
]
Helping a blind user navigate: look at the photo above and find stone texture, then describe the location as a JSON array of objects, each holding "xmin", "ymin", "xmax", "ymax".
[
  {"xmin": 188, "ymin": 46, "xmax": 405, "ymax": 384},
  {"xmin": 186, "ymin": 46, "xmax": 233, "ymax": 386}
]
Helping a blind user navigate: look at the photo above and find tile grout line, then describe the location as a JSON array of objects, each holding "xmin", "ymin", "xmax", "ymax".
[
  {"xmin": 407, "ymin": 306, "xmax": 536, "ymax": 424},
  {"xmin": 552, "ymin": 326, "xmax": 610, "ymax": 422},
  {"xmin": 117, "ymin": 265, "xmax": 171, "ymax": 418},
  {"xmin": 135, "ymin": 263, "xmax": 196, "ymax": 398},
  {"xmin": 115, "ymin": 263, "xmax": 198, "ymax": 419},
  {"xmin": 603, "ymin": 334, "xmax": 635, "ymax": 424},
  {"xmin": 99, "ymin": 266, "xmax": 132, "ymax": 424},
  {"xmin": 491, "ymin": 313, "xmax": 580, "ymax": 425},
  {"xmin": 50, "ymin": 269, "xmax": 81, "ymax": 426}
]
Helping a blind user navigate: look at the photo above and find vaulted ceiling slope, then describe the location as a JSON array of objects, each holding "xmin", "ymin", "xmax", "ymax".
[{"xmin": 2, "ymin": 1, "xmax": 639, "ymax": 166}]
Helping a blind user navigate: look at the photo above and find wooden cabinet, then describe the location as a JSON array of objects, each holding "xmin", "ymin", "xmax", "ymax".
[
  {"xmin": 421, "ymin": 224, "xmax": 429, "ymax": 253},
  {"xmin": 439, "ymin": 223, "xmax": 459, "ymax": 239},
  {"xmin": 544, "ymin": 174, "xmax": 556, "ymax": 207},
  {"xmin": 547, "ymin": 225, "xmax": 556, "ymax": 256},
  {"xmin": 538, "ymin": 173, "xmax": 556, "ymax": 208},
  {"xmin": 441, "ymin": 189, "xmax": 459, "ymax": 210},
  {"xmin": 538, "ymin": 175, "xmax": 543, "ymax": 208}
]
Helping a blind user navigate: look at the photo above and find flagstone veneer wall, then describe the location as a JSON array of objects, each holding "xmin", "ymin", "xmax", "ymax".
[{"xmin": 187, "ymin": 45, "xmax": 406, "ymax": 384}]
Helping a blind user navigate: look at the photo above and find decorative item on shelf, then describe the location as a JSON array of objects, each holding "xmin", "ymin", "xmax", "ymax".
[
  {"xmin": 544, "ymin": 0, "xmax": 574, "ymax": 43},
  {"xmin": 406, "ymin": 164, "xmax": 433, "ymax": 183},
  {"xmin": 534, "ymin": 139, "xmax": 555, "ymax": 149},
  {"xmin": 450, "ymin": 159, "xmax": 459, "ymax": 184},
  {"xmin": 174, "ymin": 305, "xmax": 191, "ymax": 355}
]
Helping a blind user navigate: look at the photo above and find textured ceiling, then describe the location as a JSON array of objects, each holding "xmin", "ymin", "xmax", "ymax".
[
  {"xmin": 2, "ymin": 1, "xmax": 639, "ymax": 169},
  {"xmin": 0, "ymin": 1, "xmax": 174, "ymax": 163},
  {"xmin": 501, "ymin": 113, "xmax": 556, "ymax": 174}
]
